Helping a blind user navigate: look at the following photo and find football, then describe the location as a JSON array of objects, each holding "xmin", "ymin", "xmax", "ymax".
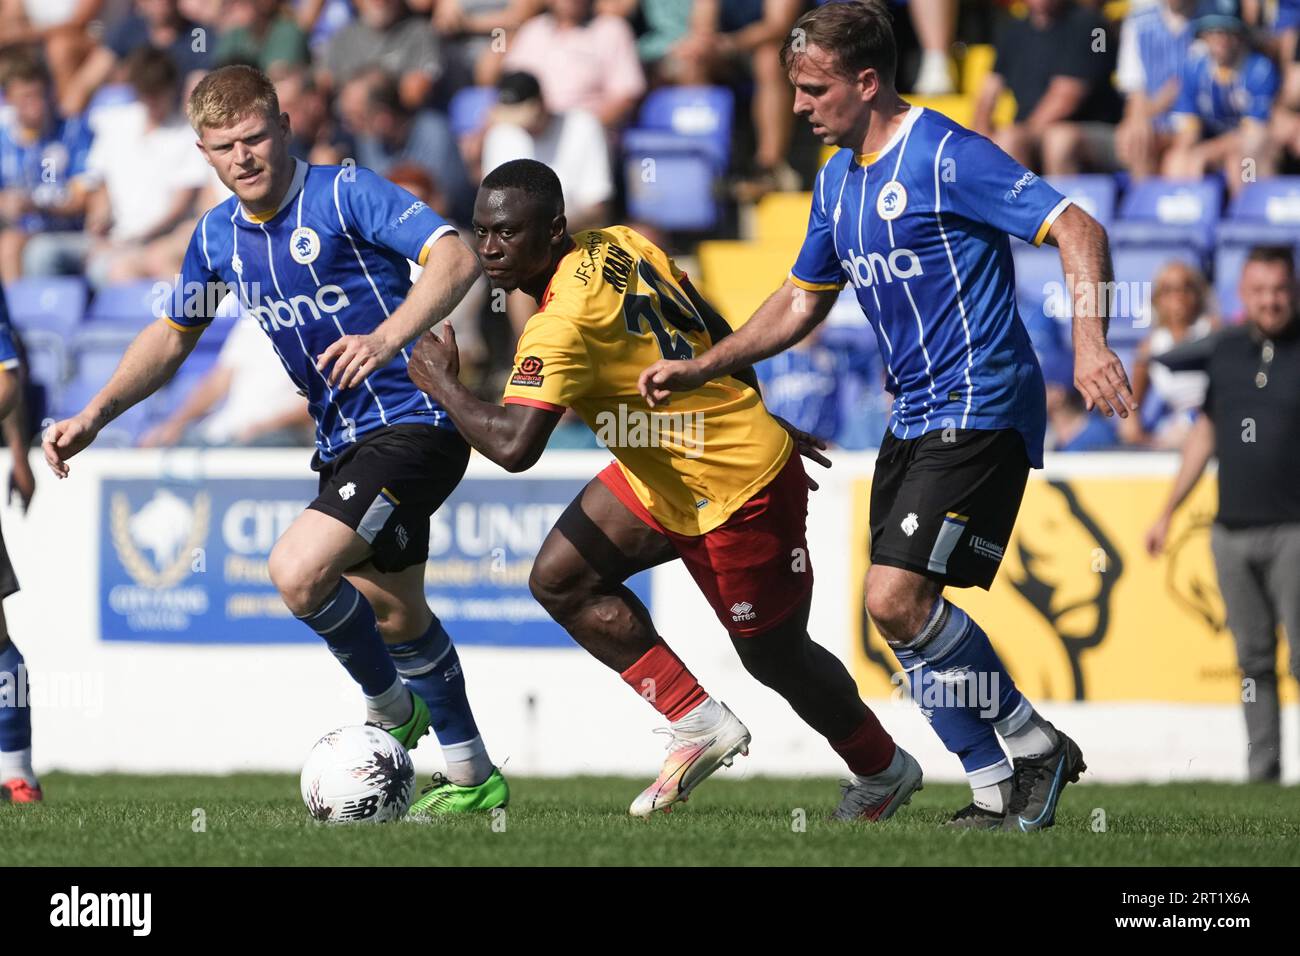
[{"xmin": 299, "ymin": 726, "xmax": 415, "ymax": 824}]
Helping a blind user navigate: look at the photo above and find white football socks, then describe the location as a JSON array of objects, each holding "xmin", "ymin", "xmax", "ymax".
[
  {"xmin": 1002, "ymin": 711, "xmax": 1059, "ymax": 760},
  {"xmin": 0, "ymin": 746, "xmax": 37, "ymax": 786},
  {"xmin": 365, "ymin": 676, "xmax": 414, "ymax": 728},
  {"xmin": 670, "ymin": 696, "xmax": 724, "ymax": 736},
  {"xmin": 441, "ymin": 737, "xmax": 494, "ymax": 788},
  {"xmin": 973, "ymin": 778, "xmax": 1012, "ymax": 814}
]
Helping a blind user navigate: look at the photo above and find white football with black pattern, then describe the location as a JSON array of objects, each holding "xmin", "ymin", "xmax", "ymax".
[{"xmin": 300, "ymin": 725, "xmax": 415, "ymax": 823}]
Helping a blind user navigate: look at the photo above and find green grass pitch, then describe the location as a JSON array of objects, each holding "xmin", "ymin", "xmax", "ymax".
[{"xmin": 3, "ymin": 774, "xmax": 1299, "ymax": 866}]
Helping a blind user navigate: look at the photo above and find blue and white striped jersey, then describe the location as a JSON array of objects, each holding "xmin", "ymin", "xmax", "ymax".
[
  {"xmin": 790, "ymin": 106, "xmax": 1068, "ymax": 467},
  {"xmin": 168, "ymin": 159, "xmax": 458, "ymax": 462}
]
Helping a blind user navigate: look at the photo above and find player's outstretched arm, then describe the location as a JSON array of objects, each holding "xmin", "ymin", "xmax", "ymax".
[
  {"xmin": 408, "ymin": 323, "xmax": 561, "ymax": 473},
  {"xmin": 42, "ymin": 317, "xmax": 204, "ymax": 478},
  {"xmin": 638, "ymin": 279, "xmax": 837, "ymax": 407},
  {"xmin": 316, "ymin": 234, "xmax": 480, "ymax": 390},
  {"xmin": 1145, "ymin": 412, "xmax": 1215, "ymax": 556},
  {"xmin": 1043, "ymin": 204, "xmax": 1134, "ymax": 419}
]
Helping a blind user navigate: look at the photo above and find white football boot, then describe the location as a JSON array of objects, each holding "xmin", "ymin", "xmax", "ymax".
[
  {"xmin": 831, "ymin": 745, "xmax": 924, "ymax": 822},
  {"xmin": 629, "ymin": 703, "xmax": 751, "ymax": 817}
]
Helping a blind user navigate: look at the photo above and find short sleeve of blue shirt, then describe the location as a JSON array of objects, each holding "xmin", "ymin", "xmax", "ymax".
[
  {"xmin": 338, "ymin": 167, "xmax": 457, "ymax": 266},
  {"xmin": 168, "ymin": 220, "xmax": 226, "ymax": 330},
  {"xmin": 943, "ymin": 134, "xmax": 1070, "ymax": 246},
  {"xmin": 790, "ymin": 164, "xmax": 847, "ymax": 290}
]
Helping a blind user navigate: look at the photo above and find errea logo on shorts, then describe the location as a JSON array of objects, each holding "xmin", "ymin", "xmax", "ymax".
[{"xmin": 730, "ymin": 601, "xmax": 756, "ymax": 622}]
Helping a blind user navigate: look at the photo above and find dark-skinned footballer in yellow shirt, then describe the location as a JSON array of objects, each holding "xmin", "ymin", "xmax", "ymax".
[{"xmin": 408, "ymin": 159, "xmax": 921, "ymax": 819}]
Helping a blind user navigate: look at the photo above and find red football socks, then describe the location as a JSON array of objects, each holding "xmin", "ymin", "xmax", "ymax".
[
  {"xmin": 830, "ymin": 710, "xmax": 897, "ymax": 777},
  {"xmin": 620, "ymin": 641, "xmax": 709, "ymax": 722}
]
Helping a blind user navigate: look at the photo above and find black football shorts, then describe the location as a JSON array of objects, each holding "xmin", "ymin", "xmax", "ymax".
[
  {"xmin": 309, "ymin": 423, "xmax": 469, "ymax": 573},
  {"xmin": 868, "ymin": 427, "xmax": 1031, "ymax": 590}
]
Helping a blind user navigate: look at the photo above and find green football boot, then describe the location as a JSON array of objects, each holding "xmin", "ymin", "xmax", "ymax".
[
  {"xmin": 408, "ymin": 768, "xmax": 510, "ymax": 816},
  {"xmin": 368, "ymin": 690, "xmax": 431, "ymax": 751}
]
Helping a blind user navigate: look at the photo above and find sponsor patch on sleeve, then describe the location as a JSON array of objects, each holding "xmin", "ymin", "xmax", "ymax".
[{"xmin": 510, "ymin": 355, "xmax": 545, "ymax": 387}]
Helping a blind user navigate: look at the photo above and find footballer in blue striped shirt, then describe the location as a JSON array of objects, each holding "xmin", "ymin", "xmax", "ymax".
[
  {"xmin": 640, "ymin": 0, "xmax": 1133, "ymax": 831},
  {"xmin": 41, "ymin": 66, "xmax": 508, "ymax": 815}
]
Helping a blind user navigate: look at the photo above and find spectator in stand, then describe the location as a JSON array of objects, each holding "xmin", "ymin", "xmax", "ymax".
[
  {"xmin": 321, "ymin": 0, "xmax": 444, "ymax": 111},
  {"xmin": 0, "ymin": 0, "xmax": 101, "ymax": 103},
  {"xmin": 908, "ymin": 0, "xmax": 958, "ymax": 96},
  {"xmin": 1165, "ymin": 2, "xmax": 1279, "ymax": 193},
  {"xmin": 602, "ymin": 0, "xmax": 688, "ymax": 79},
  {"xmin": 352, "ymin": 70, "xmax": 475, "ymax": 223},
  {"xmin": 662, "ymin": 0, "xmax": 802, "ymax": 200},
  {"xmin": 1109, "ymin": 0, "xmax": 1196, "ymax": 179},
  {"xmin": 0, "ymin": 54, "xmax": 94, "ymax": 281},
  {"xmin": 482, "ymin": 72, "xmax": 612, "ymax": 231},
  {"xmin": 409, "ymin": 0, "xmax": 545, "ymax": 87},
  {"xmin": 215, "ymin": 0, "xmax": 312, "ymax": 73},
  {"xmin": 81, "ymin": 48, "xmax": 209, "ymax": 286},
  {"xmin": 482, "ymin": 70, "xmax": 613, "ymax": 336},
  {"xmin": 275, "ymin": 64, "xmax": 355, "ymax": 164},
  {"xmin": 139, "ymin": 316, "xmax": 313, "ymax": 448},
  {"xmin": 490, "ymin": 0, "xmax": 645, "ymax": 129},
  {"xmin": 294, "ymin": 0, "xmax": 357, "ymax": 59},
  {"xmin": 62, "ymin": 0, "xmax": 213, "ymax": 117},
  {"xmin": 1119, "ymin": 260, "xmax": 1217, "ymax": 449},
  {"xmin": 972, "ymin": 0, "xmax": 1123, "ymax": 172}
]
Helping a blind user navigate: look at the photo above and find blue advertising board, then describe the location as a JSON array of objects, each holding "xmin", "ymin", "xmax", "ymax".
[{"xmin": 99, "ymin": 476, "xmax": 651, "ymax": 646}]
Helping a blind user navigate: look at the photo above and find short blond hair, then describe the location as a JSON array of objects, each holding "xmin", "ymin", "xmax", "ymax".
[{"xmin": 187, "ymin": 65, "xmax": 280, "ymax": 132}]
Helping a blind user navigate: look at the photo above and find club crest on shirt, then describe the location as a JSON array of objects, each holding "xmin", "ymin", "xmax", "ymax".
[
  {"xmin": 877, "ymin": 181, "xmax": 907, "ymax": 221},
  {"xmin": 510, "ymin": 355, "xmax": 544, "ymax": 387},
  {"xmin": 290, "ymin": 227, "xmax": 321, "ymax": 265}
]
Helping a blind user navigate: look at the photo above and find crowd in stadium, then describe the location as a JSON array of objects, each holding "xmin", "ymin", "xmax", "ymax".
[{"xmin": 0, "ymin": 0, "xmax": 1293, "ymax": 454}]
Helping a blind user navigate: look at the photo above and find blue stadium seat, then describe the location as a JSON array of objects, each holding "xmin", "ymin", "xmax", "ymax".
[
  {"xmin": 631, "ymin": 86, "xmax": 734, "ymax": 172},
  {"xmin": 85, "ymin": 280, "xmax": 170, "ymax": 330},
  {"xmin": 623, "ymin": 139, "xmax": 720, "ymax": 231},
  {"xmin": 1216, "ymin": 177, "xmax": 1300, "ymax": 245},
  {"xmin": 4, "ymin": 277, "xmax": 87, "ymax": 338},
  {"xmin": 1110, "ymin": 178, "xmax": 1224, "ymax": 254},
  {"xmin": 448, "ymin": 86, "xmax": 498, "ymax": 138},
  {"xmin": 1012, "ymin": 243, "xmax": 1066, "ymax": 311},
  {"xmin": 622, "ymin": 87, "xmax": 734, "ymax": 232},
  {"xmin": 1043, "ymin": 174, "xmax": 1118, "ymax": 227}
]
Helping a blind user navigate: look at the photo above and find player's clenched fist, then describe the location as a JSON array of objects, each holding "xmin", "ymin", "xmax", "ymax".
[
  {"xmin": 316, "ymin": 331, "xmax": 398, "ymax": 390},
  {"xmin": 408, "ymin": 323, "xmax": 460, "ymax": 400},
  {"xmin": 637, "ymin": 358, "xmax": 708, "ymax": 408},
  {"xmin": 42, "ymin": 415, "xmax": 99, "ymax": 479}
]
